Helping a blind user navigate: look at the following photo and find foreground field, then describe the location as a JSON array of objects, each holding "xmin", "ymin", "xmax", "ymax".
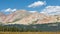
[{"xmin": 0, "ymin": 32, "xmax": 59, "ymax": 34}]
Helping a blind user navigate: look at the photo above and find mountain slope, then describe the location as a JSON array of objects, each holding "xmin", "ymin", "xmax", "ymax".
[
  {"xmin": 6, "ymin": 12, "xmax": 60, "ymax": 25},
  {"xmin": 0, "ymin": 12, "xmax": 6, "ymax": 23},
  {"xmin": 0, "ymin": 9, "xmax": 60, "ymax": 25},
  {"xmin": 4, "ymin": 10, "xmax": 31, "ymax": 23}
]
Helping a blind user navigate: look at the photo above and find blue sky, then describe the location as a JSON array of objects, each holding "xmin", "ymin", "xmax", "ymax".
[{"xmin": 0, "ymin": 0, "xmax": 60, "ymax": 14}]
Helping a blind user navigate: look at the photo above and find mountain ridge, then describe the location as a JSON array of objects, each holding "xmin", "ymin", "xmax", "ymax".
[{"xmin": 0, "ymin": 10, "xmax": 60, "ymax": 25}]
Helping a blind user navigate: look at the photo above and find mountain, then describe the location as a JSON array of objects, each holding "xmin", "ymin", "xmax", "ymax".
[
  {"xmin": 0, "ymin": 12, "xmax": 6, "ymax": 23},
  {"xmin": 3, "ymin": 10, "xmax": 31, "ymax": 23},
  {"xmin": 13, "ymin": 12, "xmax": 40, "ymax": 25},
  {"xmin": 0, "ymin": 10, "xmax": 60, "ymax": 25},
  {"xmin": 13, "ymin": 12, "xmax": 59, "ymax": 25}
]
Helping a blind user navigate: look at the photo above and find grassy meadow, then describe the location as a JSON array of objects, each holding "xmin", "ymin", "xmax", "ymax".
[{"xmin": 0, "ymin": 32, "xmax": 59, "ymax": 34}]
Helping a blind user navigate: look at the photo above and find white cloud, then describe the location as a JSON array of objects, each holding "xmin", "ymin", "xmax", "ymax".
[
  {"xmin": 29, "ymin": 11, "xmax": 37, "ymax": 13},
  {"xmin": 5, "ymin": 8, "xmax": 11, "ymax": 12},
  {"xmin": 28, "ymin": 1, "xmax": 46, "ymax": 8},
  {"xmin": 11, "ymin": 9, "xmax": 16, "ymax": 11},
  {"xmin": 1, "ymin": 8, "xmax": 17, "ymax": 12},
  {"xmin": 40, "ymin": 6, "xmax": 60, "ymax": 15}
]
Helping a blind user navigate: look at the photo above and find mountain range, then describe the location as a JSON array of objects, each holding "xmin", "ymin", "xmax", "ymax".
[{"xmin": 0, "ymin": 10, "xmax": 60, "ymax": 25}]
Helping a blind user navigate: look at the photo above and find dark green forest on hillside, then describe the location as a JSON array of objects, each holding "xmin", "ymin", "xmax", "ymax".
[{"xmin": 0, "ymin": 22, "xmax": 60, "ymax": 32}]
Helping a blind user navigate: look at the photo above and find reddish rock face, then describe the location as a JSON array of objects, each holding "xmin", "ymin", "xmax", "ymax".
[
  {"xmin": 16, "ymin": 13, "xmax": 58, "ymax": 25},
  {"xmin": 0, "ymin": 12, "xmax": 6, "ymax": 23},
  {"xmin": 3, "ymin": 10, "xmax": 31, "ymax": 23},
  {"xmin": 0, "ymin": 10, "xmax": 60, "ymax": 25}
]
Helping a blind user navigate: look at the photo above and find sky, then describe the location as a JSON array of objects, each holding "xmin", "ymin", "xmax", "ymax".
[{"xmin": 0, "ymin": 0, "xmax": 60, "ymax": 14}]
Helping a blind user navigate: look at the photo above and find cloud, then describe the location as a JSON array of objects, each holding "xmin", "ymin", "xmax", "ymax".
[
  {"xmin": 11, "ymin": 9, "xmax": 16, "ymax": 12},
  {"xmin": 29, "ymin": 11, "xmax": 37, "ymax": 13},
  {"xmin": 28, "ymin": 1, "xmax": 46, "ymax": 8},
  {"xmin": 1, "ymin": 8, "xmax": 17, "ymax": 12},
  {"xmin": 40, "ymin": 6, "xmax": 60, "ymax": 15}
]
